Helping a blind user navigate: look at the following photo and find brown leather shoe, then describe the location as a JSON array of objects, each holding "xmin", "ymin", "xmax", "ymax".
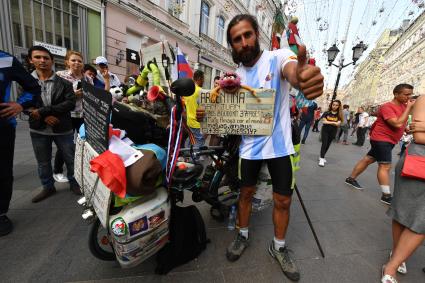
[
  {"xmin": 70, "ymin": 183, "xmax": 82, "ymax": 195},
  {"xmin": 32, "ymin": 188, "xmax": 56, "ymax": 203}
]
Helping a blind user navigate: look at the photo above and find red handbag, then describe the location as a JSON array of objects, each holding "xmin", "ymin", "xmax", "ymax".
[{"xmin": 401, "ymin": 148, "xmax": 425, "ymax": 181}]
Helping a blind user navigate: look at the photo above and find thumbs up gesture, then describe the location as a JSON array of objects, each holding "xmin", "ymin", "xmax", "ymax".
[{"xmin": 296, "ymin": 45, "xmax": 324, "ymax": 100}]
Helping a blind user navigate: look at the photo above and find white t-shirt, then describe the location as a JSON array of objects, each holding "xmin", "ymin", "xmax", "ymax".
[
  {"xmin": 236, "ymin": 49, "xmax": 297, "ymax": 160},
  {"xmin": 367, "ymin": 116, "xmax": 377, "ymax": 127},
  {"xmin": 358, "ymin": 112, "xmax": 369, "ymax": 128}
]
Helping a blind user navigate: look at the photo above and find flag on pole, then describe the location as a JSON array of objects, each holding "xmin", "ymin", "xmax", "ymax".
[{"xmin": 176, "ymin": 47, "xmax": 193, "ymax": 79}]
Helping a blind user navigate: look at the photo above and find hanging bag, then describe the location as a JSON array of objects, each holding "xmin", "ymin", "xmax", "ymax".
[{"xmin": 401, "ymin": 148, "xmax": 425, "ymax": 181}]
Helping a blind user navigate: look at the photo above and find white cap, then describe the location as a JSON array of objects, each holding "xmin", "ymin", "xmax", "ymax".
[{"xmin": 95, "ymin": 56, "xmax": 108, "ymax": 65}]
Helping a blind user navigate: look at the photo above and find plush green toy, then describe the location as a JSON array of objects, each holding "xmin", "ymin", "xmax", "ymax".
[{"xmin": 126, "ymin": 61, "xmax": 161, "ymax": 95}]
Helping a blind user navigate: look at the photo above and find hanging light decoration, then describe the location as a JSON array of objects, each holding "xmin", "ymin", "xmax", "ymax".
[{"xmin": 169, "ymin": 0, "xmax": 186, "ymax": 16}]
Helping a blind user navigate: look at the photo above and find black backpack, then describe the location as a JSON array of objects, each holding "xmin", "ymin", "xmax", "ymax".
[{"xmin": 155, "ymin": 205, "xmax": 210, "ymax": 274}]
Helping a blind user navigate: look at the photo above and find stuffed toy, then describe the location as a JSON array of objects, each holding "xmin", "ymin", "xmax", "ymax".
[{"xmin": 210, "ymin": 72, "xmax": 260, "ymax": 103}]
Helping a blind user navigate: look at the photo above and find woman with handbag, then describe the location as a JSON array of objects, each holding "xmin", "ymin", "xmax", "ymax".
[{"xmin": 381, "ymin": 95, "xmax": 425, "ymax": 283}]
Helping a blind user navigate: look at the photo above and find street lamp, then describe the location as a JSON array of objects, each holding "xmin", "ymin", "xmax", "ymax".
[
  {"xmin": 352, "ymin": 41, "xmax": 365, "ymax": 64},
  {"xmin": 327, "ymin": 42, "xmax": 366, "ymax": 100},
  {"xmin": 327, "ymin": 44, "xmax": 339, "ymax": 66}
]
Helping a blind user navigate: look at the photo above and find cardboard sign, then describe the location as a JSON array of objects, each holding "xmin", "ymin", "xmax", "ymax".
[
  {"xmin": 200, "ymin": 89, "xmax": 276, "ymax": 136},
  {"xmin": 75, "ymin": 136, "xmax": 112, "ymax": 228},
  {"xmin": 82, "ymin": 80, "xmax": 112, "ymax": 154},
  {"xmin": 141, "ymin": 41, "xmax": 174, "ymax": 87}
]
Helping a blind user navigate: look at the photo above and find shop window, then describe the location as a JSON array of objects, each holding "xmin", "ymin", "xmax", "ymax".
[
  {"xmin": 54, "ymin": 0, "xmax": 61, "ymax": 9},
  {"xmin": 22, "ymin": 0, "xmax": 33, "ymax": 47},
  {"xmin": 200, "ymin": 1, "xmax": 209, "ymax": 35},
  {"xmin": 199, "ymin": 63, "xmax": 212, "ymax": 89},
  {"xmin": 34, "ymin": 2, "xmax": 43, "ymax": 41},
  {"xmin": 216, "ymin": 16, "xmax": 224, "ymax": 44},
  {"xmin": 54, "ymin": 9, "xmax": 62, "ymax": 46},
  {"xmin": 44, "ymin": 6, "xmax": 53, "ymax": 44},
  {"xmin": 11, "ymin": 0, "xmax": 82, "ymax": 53},
  {"xmin": 72, "ymin": 16, "xmax": 79, "ymax": 51},
  {"xmin": 63, "ymin": 13, "xmax": 71, "ymax": 48},
  {"xmin": 71, "ymin": 2, "xmax": 78, "ymax": 15},
  {"xmin": 62, "ymin": 0, "xmax": 70, "ymax": 12},
  {"xmin": 11, "ymin": 0, "xmax": 22, "ymax": 46}
]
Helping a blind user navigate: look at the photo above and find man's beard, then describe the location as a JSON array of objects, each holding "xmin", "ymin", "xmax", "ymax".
[{"xmin": 231, "ymin": 40, "xmax": 261, "ymax": 65}]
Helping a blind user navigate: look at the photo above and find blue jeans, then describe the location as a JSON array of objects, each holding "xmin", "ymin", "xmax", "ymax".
[
  {"xmin": 30, "ymin": 132, "xmax": 77, "ymax": 190},
  {"xmin": 299, "ymin": 119, "xmax": 312, "ymax": 142},
  {"xmin": 189, "ymin": 127, "xmax": 205, "ymax": 148}
]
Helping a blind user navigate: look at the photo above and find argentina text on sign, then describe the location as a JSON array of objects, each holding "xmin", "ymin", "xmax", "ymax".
[{"xmin": 200, "ymin": 89, "xmax": 275, "ymax": 136}]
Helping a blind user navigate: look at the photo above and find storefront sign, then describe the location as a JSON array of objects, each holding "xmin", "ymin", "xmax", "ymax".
[
  {"xmin": 82, "ymin": 80, "xmax": 112, "ymax": 154},
  {"xmin": 200, "ymin": 89, "xmax": 276, "ymax": 136},
  {"xmin": 33, "ymin": 41, "xmax": 67, "ymax": 57}
]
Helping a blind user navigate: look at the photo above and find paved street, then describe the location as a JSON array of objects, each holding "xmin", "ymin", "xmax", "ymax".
[{"xmin": 1, "ymin": 121, "xmax": 424, "ymax": 283}]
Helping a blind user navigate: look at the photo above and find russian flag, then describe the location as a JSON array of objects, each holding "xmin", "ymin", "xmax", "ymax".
[{"xmin": 176, "ymin": 47, "xmax": 193, "ymax": 79}]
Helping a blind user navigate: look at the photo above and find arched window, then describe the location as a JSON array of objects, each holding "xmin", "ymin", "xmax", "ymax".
[
  {"xmin": 200, "ymin": 1, "xmax": 210, "ymax": 35},
  {"xmin": 216, "ymin": 16, "xmax": 225, "ymax": 44}
]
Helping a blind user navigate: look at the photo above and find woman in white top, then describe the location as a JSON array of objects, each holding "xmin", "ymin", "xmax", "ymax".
[{"xmin": 53, "ymin": 50, "xmax": 86, "ymax": 182}]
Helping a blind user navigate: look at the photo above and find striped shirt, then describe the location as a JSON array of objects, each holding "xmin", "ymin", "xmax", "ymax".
[{"xmin": 236, "ymin": 49, "xmax": 297, "ymax": 160}]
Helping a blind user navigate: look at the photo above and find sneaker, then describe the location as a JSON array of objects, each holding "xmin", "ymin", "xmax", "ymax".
[
  {"xmin": 381, "ymin": 194, "xmax": 392, "ymax": 205},
  {"xmin": 389, "ymin": 251, "xmax": 407, "ymax": 274},
  {"xmin": 345, "ymin": 177, "xmax": 364, "ymax": 190},
  {"xmin": 381, "ymin": 265, "xmax": 398, "ymax": 283},
  {"xmin": 226, "ymin": 233, "xmax": 249, "ymax": 262},
  {"xmin": 53, "ymin": 173, "xmax": 69, "ymax": 183},
  {"xmin": 268, "ymin": 242, "xmax": 300, "ymax": 281},
  {"xmin": 0, "ymin": 215, "xmax": 13, "ymax": 236},
  {"xmin": 318, "ymin": 158, "xmax": 325, "ymax": 167},
  {"xmin": 32, "ymin": 187, "xmax": 57, "ymax": 203},
  {"xmin": 70, "ymin": 183, "xmax": 82, "ymax": 195}
]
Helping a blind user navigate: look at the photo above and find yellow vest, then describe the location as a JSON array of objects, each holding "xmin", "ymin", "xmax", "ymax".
[{"xmin": 183, "ymin": 85, "xmax": 201, "ymax": 129}]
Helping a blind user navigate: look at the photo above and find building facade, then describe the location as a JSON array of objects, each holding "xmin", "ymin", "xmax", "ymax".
[
  {"xmin": 345, "ymin": 12, "xmax": 425, "ymax": 109},
  {"xmin": 104, "ymin": 0, "xmax": 283, "ymax": 88},
  {"xmin": 0, "ymin": 0, "xmax": 102, "ymax": 70},
  {"xmin": 343, "ymin": 29, "xmax": 400, "ymax": 110},
  {"xmin": 377, "ymin": 12, "xmax": 425, "ymax": 101}
]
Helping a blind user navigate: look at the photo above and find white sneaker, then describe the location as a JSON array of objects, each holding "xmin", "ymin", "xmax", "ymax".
[
  {"xmin": 53, "ymin": 173, "xmax": 69, "ymax": 183},
  {"xmin": 323, "ymin": 158, "xmax": 327, "ymax": 163},
  {"xmin": 318, "ymin": 158, "xmax": 325, "ymax": 167},
  {"xmin": 389, "ymin": 251, "xmax": 407, "ymax": 274}
]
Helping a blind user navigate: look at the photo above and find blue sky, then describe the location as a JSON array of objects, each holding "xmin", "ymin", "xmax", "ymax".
[{"xmin": 287, "ymin": 0, "xmax": 425, "ymax": 89}]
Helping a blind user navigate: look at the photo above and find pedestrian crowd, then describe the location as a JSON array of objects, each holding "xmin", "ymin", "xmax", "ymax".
[
  {"xmin": 0, "ymin": 13, "xmax": 424, "ymax": 283},
  {"xmin": 0, "ymin": 45, "xmax": 121, "ymax": 232}
]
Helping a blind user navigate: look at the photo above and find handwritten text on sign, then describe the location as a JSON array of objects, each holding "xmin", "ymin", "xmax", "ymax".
[
  {"xmin": 200, "ymin": 89, "xmax": 275, "ymax": 136},
  {"xmin": 82, "ymin": 80, "xmax": 112, "ymax": 154}
]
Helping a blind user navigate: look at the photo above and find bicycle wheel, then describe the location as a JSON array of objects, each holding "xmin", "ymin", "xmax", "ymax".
[{"xmin": 88, "ymin": 218, "xmax": 116, "ymax": 261}]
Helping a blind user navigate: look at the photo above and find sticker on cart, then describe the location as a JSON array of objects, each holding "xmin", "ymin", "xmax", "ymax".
[
  {"xmin": 111, "ymin": 217, "xmax": 127, "ymax": 236},
  {"xmin": 129, "ymin": 216, "xmax": 149, "ymax": 236},
  {"xmin": 148, "ymin": 211, "xmax": 165, "ymax": 229}
]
